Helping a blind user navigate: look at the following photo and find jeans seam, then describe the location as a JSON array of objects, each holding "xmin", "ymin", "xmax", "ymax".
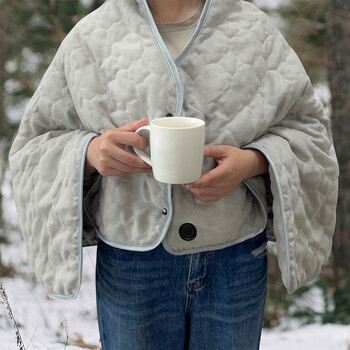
[{"xmin": 185, "ymin": 254, "xmax": 194, "ymax": 314}]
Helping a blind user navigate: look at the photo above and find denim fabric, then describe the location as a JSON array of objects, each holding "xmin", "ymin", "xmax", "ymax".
[{"xmin": 95, "ymin": 232, "xmax": 267, "ymax": 350}]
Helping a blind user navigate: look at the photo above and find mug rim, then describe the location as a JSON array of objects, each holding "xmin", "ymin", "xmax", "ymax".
[{"xmin": 151, "ymin": 116, "xmax": 205, "ymax": 129}]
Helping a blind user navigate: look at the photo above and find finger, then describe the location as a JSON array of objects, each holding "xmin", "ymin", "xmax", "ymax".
[
  {"xmin": 109, "ymin": 163, "xmax": 153, "ymax": 175},
  {"xmin": 133, "ymin": 167, "xmax": 153, "ymax": 174},
  {"xmin": 186, "ymin": 165, "xmax": 226, "ymax": 188},
  {"xmin": 107, "ymin": 158, "xmax": 142, "ymax": 174},
  {"xmin": 204, "ymin": 145, "xmax": 228, "ymax": 159},
  {"xmin": 187, "ymin": 186, "xmax": 219, "ymax": 198},
  {"xmin": 190, "ymin": 190, "xmax": 220, "ymax": 202},
  {"xmin": 118, "ymin": 117, "xmax": 148, "ymax": 132},
  {"xmin": 110, "ymin": 130, "xmax": 148, "ymax": 149},
  {"xmin": 100, "ymin": 167, "xmax": 129, "ymax": 177},
  {"xmin": 102, "ymin": 162, "xmax": 153, "ymax": 177},
  {"xmin": 110, "ymin": 146, "xmax": 152, "ymax": 169}
]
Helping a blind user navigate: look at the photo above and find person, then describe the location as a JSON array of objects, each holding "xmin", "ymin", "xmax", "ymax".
[{"xmin": 9, "ymin": 0, "xmax": 338, "ymax": 349}]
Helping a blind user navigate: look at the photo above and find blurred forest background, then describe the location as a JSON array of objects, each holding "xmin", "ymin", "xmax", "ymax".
[{"xmin": 0, "ymin": 0, "xmax": 349, "ymax": 347}]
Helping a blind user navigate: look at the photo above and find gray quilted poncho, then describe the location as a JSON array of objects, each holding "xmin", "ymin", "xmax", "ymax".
[{"xmin": 9, "ymin": 0, "xmax": 339, "ymax": 299}]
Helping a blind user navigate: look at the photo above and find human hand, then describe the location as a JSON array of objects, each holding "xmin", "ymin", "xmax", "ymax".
[
  {"xmin": 84, "ymin": 117, "xmax": 153, "ymax": 178},
  {"xmin": 185, "ymin": 145, "xmax": 268, "ymax": 202}
]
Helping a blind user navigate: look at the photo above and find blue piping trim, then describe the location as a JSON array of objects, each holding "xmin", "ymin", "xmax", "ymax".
[
  {"xmin": 243, "ymin": 143, "xmax": 291, "ymax": 291},
  {"xmin": 142, "ymin": 0, "xmax": 183, "ymax": 114},
  {"xmin": 141, "ymin": 0, "xmax": 180, "ymax": 250},
  {"xmin": 96, "ymin": 183, "xmax": 173, "ymax": 251},
  {"xmin": 48, "ymin": 132, "xmax": 99, "ymax": 301},
  {"xmin": 175, "ymin": 0, "xmax": 212, "ymax": 66}
]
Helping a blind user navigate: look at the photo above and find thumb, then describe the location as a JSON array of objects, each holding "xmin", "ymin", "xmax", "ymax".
[
  {"xmin": 204, "ymin": 145, "xmax": 227, "ymax": 159},
  {"xmin": 118, "ymin": 117, "xmax": 149, "ymax": 132}
]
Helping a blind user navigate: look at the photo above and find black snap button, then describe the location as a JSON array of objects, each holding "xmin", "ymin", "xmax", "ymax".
[
  {"xmin": 162, "ymin": 208, "xmax": 168, "ymax": 215},
  {"xmin": 166, "ymin": 113, "xmax": 173, "ymax": 117},
  {"xmin": 179, "ymin": 223, "xmax": 197, "ymax": 241}
]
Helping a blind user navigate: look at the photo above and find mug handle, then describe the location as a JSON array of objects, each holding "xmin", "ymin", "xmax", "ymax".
[{"xmin": 133, "ymin": 125, "xmax": 152, "ymax": 166}]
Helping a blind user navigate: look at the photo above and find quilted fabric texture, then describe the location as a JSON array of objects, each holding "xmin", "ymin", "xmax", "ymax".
[{"xmin": 9, "ymin": 0, "xmax": 338, "ymax": 299}]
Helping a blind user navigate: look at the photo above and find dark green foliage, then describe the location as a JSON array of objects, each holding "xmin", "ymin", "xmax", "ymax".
[{"xmin": 317, "ymin": 273, "xmax": 350, "ymax": 324}]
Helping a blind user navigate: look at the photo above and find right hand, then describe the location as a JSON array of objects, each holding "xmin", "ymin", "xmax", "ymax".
[{"xmin": 84, "ymin": 117, "xmax": 152, "ymax": 178}]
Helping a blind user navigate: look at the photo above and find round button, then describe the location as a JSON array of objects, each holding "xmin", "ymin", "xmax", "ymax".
[
  {"xmin": 166, "ymin": 113, "xmax": 173, "ymax": 117},
  {"xmin": 179, "ymin": 223, "xmax": 197, "ymax": 241},
  {"xmin": 162, "ymin": 208, "xmax": 168, "ymax": 215}
]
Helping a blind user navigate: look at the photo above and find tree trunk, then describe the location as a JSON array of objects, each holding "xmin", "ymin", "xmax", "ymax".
[
  {"xmin": 0, "ymin": 1, "xmax": 10, "ymax": 140},
  {"xmin": 328, "ymin": 0, "xmax": 350, "ymax": 269},
  {"xmin": 0, "ymin": 1, "xmax": 11, "ymax": 232},
  {"xmin": 93, "ymin": 0, "xmax": 104, "ymax": 11}
]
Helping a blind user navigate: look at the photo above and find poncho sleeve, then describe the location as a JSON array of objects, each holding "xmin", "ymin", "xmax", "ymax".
[
  {"xmin": 243, "ymin": 40, "xmax": 339, "ymax": 293},
  {"xmin": 8, "ymin": 31, "xmax": 99, "ymax": 299}
]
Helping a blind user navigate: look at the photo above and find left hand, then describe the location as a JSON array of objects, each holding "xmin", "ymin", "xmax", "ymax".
[{"xmin": 186, "ymin": 145, "xmax": 268, "ymax": 202}]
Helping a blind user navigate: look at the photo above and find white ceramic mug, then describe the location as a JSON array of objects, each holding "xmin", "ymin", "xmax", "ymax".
[{"xmin": 133, "ymin": 117, "xmax": 205, "ymax": 184}]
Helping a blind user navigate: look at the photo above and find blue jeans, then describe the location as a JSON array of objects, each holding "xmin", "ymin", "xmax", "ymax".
[{"xmin": 95, "ymin": 232, "xmax": 267, "ymax": 350}]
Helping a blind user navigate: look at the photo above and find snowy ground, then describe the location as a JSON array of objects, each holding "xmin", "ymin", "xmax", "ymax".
[{"xmin": 0, "ymin": 243, "xmax": 100, "ymax": 349}]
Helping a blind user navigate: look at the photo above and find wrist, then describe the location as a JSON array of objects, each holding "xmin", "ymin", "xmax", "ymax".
[{"xmin": 242, "ymin": 149, "xmax": 269, "ymax": 179}]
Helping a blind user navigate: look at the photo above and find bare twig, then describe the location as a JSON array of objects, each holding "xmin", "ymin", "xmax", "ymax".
[
  {"xmin": 0, "ymin": 282, "xmax": 26, "ymax": 350},
  {"xmin": 66, "ymin": 332, "xmax": 98, "ymax": 349},
  {"xmin": 60, "ymin": 317, "xmax": 69, "ymax": 349}
]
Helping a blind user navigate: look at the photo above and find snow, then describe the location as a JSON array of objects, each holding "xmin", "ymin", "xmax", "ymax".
[
  {"xmin": 6, "ymin": 99, "xmax": 29, "ymax": 125},
  {"xmin": 2, "ymin": 168, "xmax": 19, "ymax": 227},
  {"xmin": 0, "ymin": 233, "xmax": 100, "ymax": 349},
  {"xmin": 79, "ymin": 0, "xmax": 94, "ymax": 8},
  {"xmin": 261, "ymin": 324, "xmax": 350, "ymax": 350},
  {"xmin": 314, "ymin": 83, "xmax": 332, "ymax": 119}
]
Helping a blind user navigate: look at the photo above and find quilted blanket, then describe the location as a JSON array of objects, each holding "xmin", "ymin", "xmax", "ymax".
[{"xmin": 9, "ymin": 0, "xmax": 338, "ymax": 299}]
